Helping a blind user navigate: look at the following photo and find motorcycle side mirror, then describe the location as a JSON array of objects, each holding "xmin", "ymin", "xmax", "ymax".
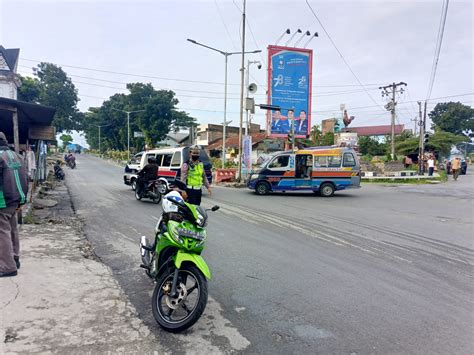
[{"xmin": 211, "ymin": 205, "xmax": 220, "ymax": 212}]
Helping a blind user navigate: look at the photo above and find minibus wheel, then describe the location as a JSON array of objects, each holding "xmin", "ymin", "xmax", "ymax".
[
  {"xmin": 255, "ymin": 182, "xmax": 270, "ymax": 195},
  {"xmin": 319, "ymin": 183, "xmax": 335, "ymax": 197}
]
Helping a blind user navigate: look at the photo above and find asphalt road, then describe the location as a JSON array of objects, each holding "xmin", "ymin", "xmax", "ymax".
[{"xmin": 67, "ymin": 154, "xmax": 473, "ymax": 354}]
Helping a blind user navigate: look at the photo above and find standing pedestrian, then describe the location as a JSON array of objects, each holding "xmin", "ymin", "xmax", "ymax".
[
  {"xmin": 181, "ymin": 145, "xmax": 211, "ymax": 206},
  {"xmin": 427, "ymin": 155, "xmax": 435, "ymax": 176},
  {"xmin": 0, "ymin": 132, "xmax": 28, "ymax": 277},
  {"xmin": 451, "ymin": 157, "xmax": 461, "ymax": 181}
]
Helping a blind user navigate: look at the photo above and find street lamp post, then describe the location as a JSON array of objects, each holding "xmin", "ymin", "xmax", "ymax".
[
  {"xmin": 91, "ymin": 124, "xmax": 111, "ymax": 156},
  {"xmin": 186, "ymin": 38, "xmax": 261, "ymax": 167},
  {"xmin": 111, "ymin": 108, "xmax": 145, "ymax": 160}
]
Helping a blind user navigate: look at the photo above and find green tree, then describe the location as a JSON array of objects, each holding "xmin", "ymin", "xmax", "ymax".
[
  {"xmin": 82, "ymin": 83, "xmax": 196, "ymax": 151},
  {"xmin": 396, "ymin": 131, "xmax": 469, "ymax": 156},
  {"xmin": 309, "ymin": 124, "xmax": 323, "ymax": 145},
  {"xmin": 321, "ymin": 132, "xmax": 334, "ymax": 146},
  {"xmin": 17, "ymin": 75, "xmax": 41, "ymax": 102},
  {"xmin": 19, "ymin": 63, "xmax": 82, "ymax": 132},
  {"xmin": 358, "ymin": 136, "xmax": 388, "ymax": 156},
  {"xmin": 429, "ymin": 102, "xmax": 474, "ymax": 137},
  {"xmin": 60, "ymin": 134, "xmax": 73, "ymax": 147}
]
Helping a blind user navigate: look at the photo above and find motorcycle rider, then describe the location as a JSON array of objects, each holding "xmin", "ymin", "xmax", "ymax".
[
  {"xmin": 137, "ymin": 156, "xmax": 159, "ymax": 195},
  {"xmin": 66, "ymin": 152, "xmax": 75, "ymax": 168},
  {"xmin": 181, "ymin": 145, "xmax": 211, "ymax": 206}
]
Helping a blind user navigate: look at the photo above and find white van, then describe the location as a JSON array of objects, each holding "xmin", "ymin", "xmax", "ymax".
[{"xmin": 123, "ymin": 146, "xmax": 213, "ymax": 190}]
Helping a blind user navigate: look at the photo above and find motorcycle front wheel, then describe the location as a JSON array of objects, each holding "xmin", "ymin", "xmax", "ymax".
[
  {"xmin": 152, "ymin": 264, "xmax": 208, "ymax": 333},
  {"xmin": 135, "ymin": 189, "xmax": 142, "ymax": 200}
]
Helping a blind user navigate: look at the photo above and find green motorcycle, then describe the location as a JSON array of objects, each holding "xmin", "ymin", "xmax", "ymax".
[{"xmin": 140, "ymin": 190, "xmax": 219, "ymax": 332}]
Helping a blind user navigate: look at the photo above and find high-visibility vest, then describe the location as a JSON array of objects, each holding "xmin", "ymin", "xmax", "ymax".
[{"xmin": 187, "ymin": 162, "xmax": 204, "ymax": 187}]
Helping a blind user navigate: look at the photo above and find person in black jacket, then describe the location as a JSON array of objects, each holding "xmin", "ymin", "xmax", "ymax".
[
  {"xmin": 0, "ymin": 132, "xmax": 28, "ymax": 277},
  {"xmin": 137, "ymin": 156, "xmax": 159, "ymax": 195}
]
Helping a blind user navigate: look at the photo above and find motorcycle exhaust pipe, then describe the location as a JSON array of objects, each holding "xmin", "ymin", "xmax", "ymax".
[{"xmin": 140, "ymin": 235, "xmax": 148, "ymax": 256}]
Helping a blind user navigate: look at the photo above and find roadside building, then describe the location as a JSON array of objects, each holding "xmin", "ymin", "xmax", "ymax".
[
  {"xmin": 344, "ymin": 124, "xmax": 405, "ymax": 143},
  {"xmin": 0, "ymin": 46, "xmax": 56, "ymax": 182},
  {"xmin": 209, "ymin": 132, "xmax": 272, "ymax": 164},
  {"xmin": 156, "ymin": 132, "xmax": 189, "ymax": 147},
  {"xmin": 196, "ymin": 123, "xmax": 262, "ymax": 147}
]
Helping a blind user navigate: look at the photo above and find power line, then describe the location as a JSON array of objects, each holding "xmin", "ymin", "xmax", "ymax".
[
  {"xmin": 20, "ymin": 57, "xmax": 240, "ymax": 86},
  {"xmin": 18, "ymin": 65, "xmax": 233, "ymax": 95},
  {"xmin": 214, "ymin": 0, "xmax": 263, "ymax": 87},
  {"xmin": 312, "ymin": 92, "xmax": 474, "ymax": 113},
  {"xmin": 20, "ymin": 58, "xmax": 383, "ymax": 89},
  {"xmin": 426, "ymin": 0, "xmax": 449, "ymax": 101},
  {"xmin": 305, "ymin": 0, "xmax": 385, "ymax": 113},
  {"xmin": 214, "ymin": 0, "xmax": 240, "ymax": 52},
  {"xmin": 19, "ymin": 68, "xmax": 381, "ymax": 99}
]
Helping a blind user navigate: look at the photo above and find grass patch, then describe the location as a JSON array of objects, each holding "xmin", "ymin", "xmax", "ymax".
[
  {"xmin": 362, "ymin": 176, "xmax": 445, "ymax": 185},
  {"xmin": 23, "ymin": 212, "xmax": 38, "ymax": 224}
]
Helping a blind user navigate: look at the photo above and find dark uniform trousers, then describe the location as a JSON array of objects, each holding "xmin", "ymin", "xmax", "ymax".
[{"xmin": 0, "ymin": 205, "xmax": 20, "ymax": 272}]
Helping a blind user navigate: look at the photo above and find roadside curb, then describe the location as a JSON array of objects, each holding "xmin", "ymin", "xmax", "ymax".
[{"xmin": 0, "ymin": 181, "xmax": 161, "ymax": 354}]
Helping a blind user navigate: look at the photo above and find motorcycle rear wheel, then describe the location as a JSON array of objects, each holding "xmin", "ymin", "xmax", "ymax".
[
  {"xmin": 152, "ymin": 264, "xmax": 208, "ymax": 333},
  {"xmin": 151, "ymin": 187, "xmax": 162, "ymax": 204}
]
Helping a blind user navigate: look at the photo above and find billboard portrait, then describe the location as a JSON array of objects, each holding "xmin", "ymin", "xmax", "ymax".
[{"xmin": 267, "ymin": 45, "xmax": 313, "ymax": 138}]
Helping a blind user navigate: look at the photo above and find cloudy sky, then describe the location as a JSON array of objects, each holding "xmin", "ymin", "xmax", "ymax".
[{"xmin": 1, "ymin": 0, "xmax": 472, "ymax": 145}]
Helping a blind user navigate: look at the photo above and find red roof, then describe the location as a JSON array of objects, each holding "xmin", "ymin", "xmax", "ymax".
[
  {"xmin": 207, "ymin": 132, "xmax": 268, "ymax": 150},
  {"xmin": 344, "ymin": 124, "xmax": 405, "ymax": 136}
]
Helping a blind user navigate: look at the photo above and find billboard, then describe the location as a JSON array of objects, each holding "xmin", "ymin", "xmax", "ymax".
[{"xmin": 267, "ymin": 45, "xmax": 313, "ymax": 138}]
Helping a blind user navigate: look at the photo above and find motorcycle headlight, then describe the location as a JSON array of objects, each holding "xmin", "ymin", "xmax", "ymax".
[
  {"xmin": 196, "ymin": 211, "xmax": 206, "ymax": 227},
  {"xmin": 168, "ymin": 224, "xmax": 183, "ymax": 244}
]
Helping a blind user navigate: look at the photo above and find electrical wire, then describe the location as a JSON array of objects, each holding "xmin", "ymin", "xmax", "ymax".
[
  {"xmin": 426, "ymin": 0, "xmax": 450, "ymax": 101},
  {"xmin": 20, "ymin": 57, "xmax": 240, "ymax": 86},
  {"xmin": 19, "ymin": 68, "xmax": 382, "ymax": 99},
  {"xmin": 305, "ymin": 0, "xmax": 385, "ymax": 113},
  {"xmin": 214, "ymin": 0, "xmax": 240, "ymax": 52},
  {"xmin": 20, "ymin": 58, "xmax": 382, "ymax": 89}
]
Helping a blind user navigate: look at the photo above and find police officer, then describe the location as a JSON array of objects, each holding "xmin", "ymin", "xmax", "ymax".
[{"xmin": 181, "ymin": 146, "xmax": 211, "ymax": 205}]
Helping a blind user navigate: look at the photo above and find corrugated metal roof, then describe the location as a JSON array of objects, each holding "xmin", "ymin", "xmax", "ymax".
[
  {"xmin": 207, "ymin": 132, "xmax": 268, "ymax": 150},
  {"xmin": 344, "ymin": 124, "xmax": 404, "ymax": 136}
]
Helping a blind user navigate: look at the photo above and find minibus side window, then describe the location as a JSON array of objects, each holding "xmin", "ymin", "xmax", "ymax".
[
  {"xmin": 343, "ymin": 153, "xmax": 356, "ymax": 167},
  {"xmin": 268, "ymin": 155, "xmax": 289, "ymax": 169},
  {"xmin": 155, "ymin": 154, "xmax": 163, "ymax": 166},
  {"xmin": 162, "ymin": 154, "xmax": 173, "ymax": 167},
  {"xmin": 328, "ymin": 155, "xmax": 341, "ymax": 167},
  {"xmin": 314, "ymin": 156, "xmax": 328, "ymax": 167}
]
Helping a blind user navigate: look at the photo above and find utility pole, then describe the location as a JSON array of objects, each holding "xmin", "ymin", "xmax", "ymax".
[
  {"xmin": 111, "ymin": 108, "xmax": 145, "ymax": 160},
  {"xmin": 411, "ymin": 116, "xmax": 418, "ymax": 136},
  {"xmin": 223, "ymin": 54, "xmax": 229, "ymax": 167},
  {"xmin": 419, "ymin": 101, "xmax": 428, "ymax": 174},
  {"xmin": 92, "ymin": 123, "xmax": 111, "ymax": 157},
  {"xmin": 417, "ymin": 101, "xmax": 423, "ymax": 174},
  {"xmin": 238, "ymin": 0, "xmax": 247, "ymax": 183},
  {"xmin": 186, "ymin": 39, "xmax": 260, "ymax": 168},
  {"xmin": 379, "ymin": 82, "xmax": 407, "ymax": 159}
]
